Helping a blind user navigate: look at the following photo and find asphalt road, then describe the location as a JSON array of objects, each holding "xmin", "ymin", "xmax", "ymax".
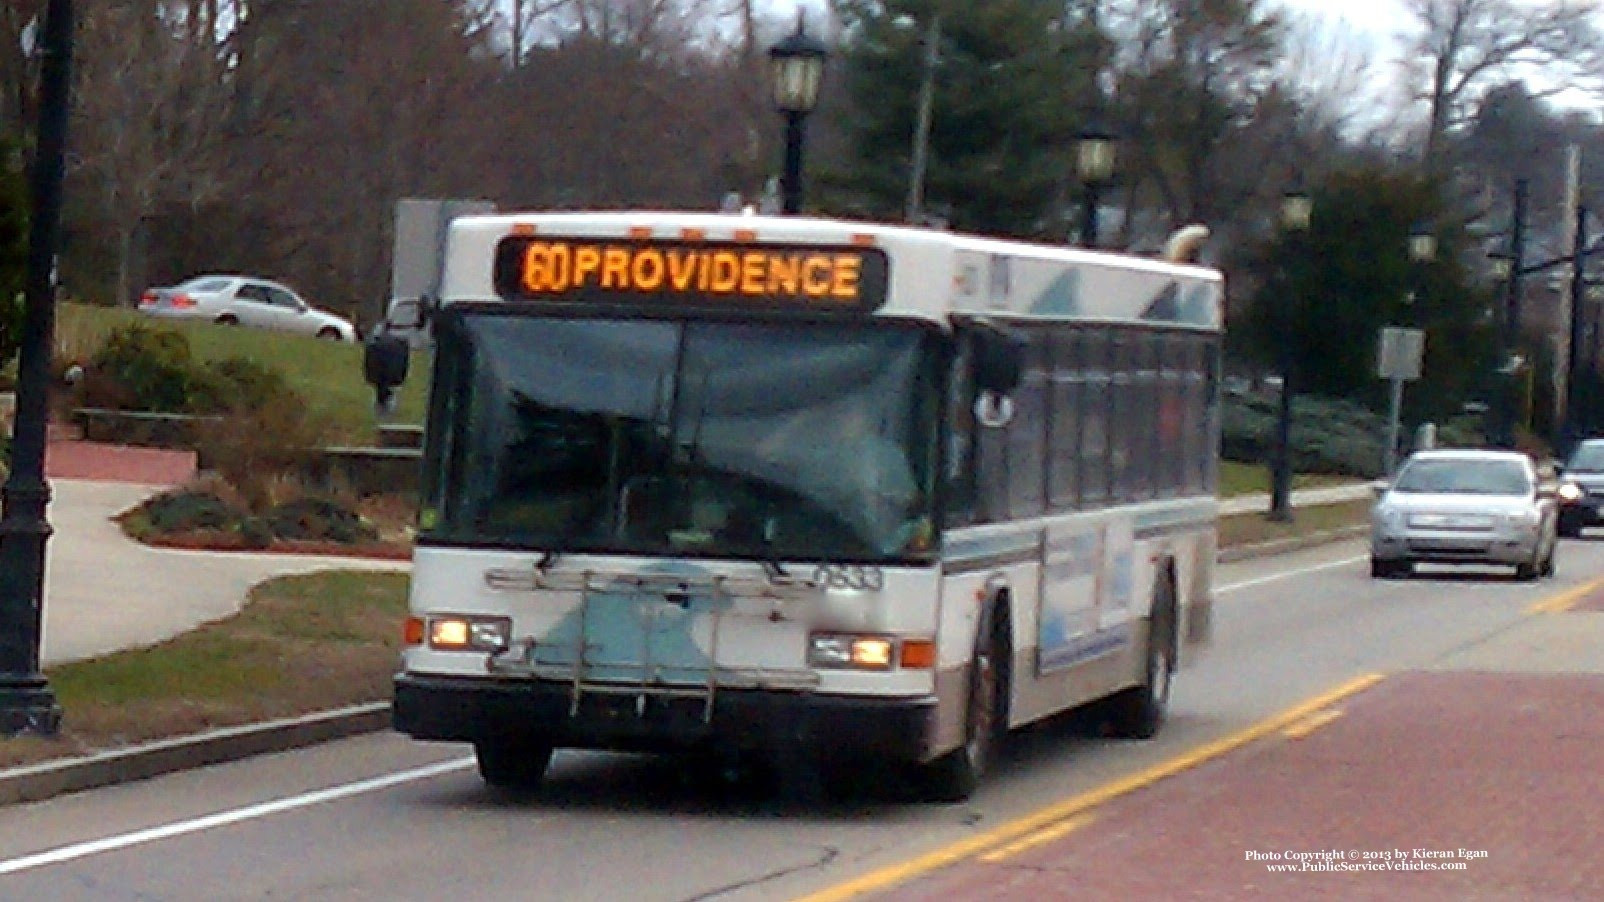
[{"xmin": 0, "ymin": 534, "xmax": 1596, "ymax": 901}]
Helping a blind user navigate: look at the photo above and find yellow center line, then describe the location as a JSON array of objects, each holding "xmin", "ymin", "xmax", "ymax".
[
  {"xmin": 1280, "ymin": 708, "xmax": 1343, "ymax": 740},
  {"xmin": 793, "ymin": 672, "xmax": 1386, "ymax": 902},
  {"xmin": 1526, "ymin": 577, "xmax": 1604, "ymax": 615},
  {"xmin": 977, "ymin": 813, "xmax": 1094, "ymax": 863}
]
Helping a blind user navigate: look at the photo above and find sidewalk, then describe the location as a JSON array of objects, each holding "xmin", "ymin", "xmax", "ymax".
[
  {"xmin": 38, "ymin": 441, "xmax": 407, "ymax": 666},
  {"xmin": 867, "ymin": 597, "xmax": 1604, "ymax": 900},
  {"xmin": 1219, "ymin": 482, "xmax": 1374, "ymax": 517}
]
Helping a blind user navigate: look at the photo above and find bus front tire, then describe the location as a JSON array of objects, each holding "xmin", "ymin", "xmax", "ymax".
[
  {"xmin": 920, "ymin": 609, "xmax": 1006, "ymax": 803},
  {"xmin": 1104, "ymin": 580, "xmax": 1175, "ymax": 741},
  {"xmin": 474, "ymin": 736, "xmax": 554, "ymax": 791}
]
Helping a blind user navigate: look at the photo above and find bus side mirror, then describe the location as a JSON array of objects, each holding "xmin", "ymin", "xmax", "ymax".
[
  {"xmin": 973, "ymin": 325, "xmax": 1024, "ymax": 394},
  {"xmin": 364, "ymin": 330, "xmax": 410, "ymax": 414}
]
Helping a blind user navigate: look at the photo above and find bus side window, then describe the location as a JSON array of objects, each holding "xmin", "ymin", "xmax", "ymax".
[{"xmin": 943, "ymin": 343, "xmax": 979, "ymax": 528}]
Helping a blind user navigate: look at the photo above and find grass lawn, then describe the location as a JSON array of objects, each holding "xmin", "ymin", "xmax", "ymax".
[
  {"xmin": 1, "ymin": 571, "xmax": 410, "ymax": 769},
  {"xmin": 1218, "ymin": 460, "xmax": 1360, "ymax": 497},
  {"xmin": 53, "ymin": 303, "xmax": 430, "ymax": 443}
]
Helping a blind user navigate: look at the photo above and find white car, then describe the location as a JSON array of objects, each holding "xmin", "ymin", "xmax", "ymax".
[
  {"xmin": 1370, "ymin": 449, "xmax": 1558, "ymax": 581},
  {"xmin": 138, "ymin": 275, "xmax": 359, "ymax": 341}
]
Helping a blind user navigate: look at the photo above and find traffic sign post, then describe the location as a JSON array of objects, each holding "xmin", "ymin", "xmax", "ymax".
[{"xmin": 1378, "ymin": 327, "xmax": 1425, "ymax": 476}]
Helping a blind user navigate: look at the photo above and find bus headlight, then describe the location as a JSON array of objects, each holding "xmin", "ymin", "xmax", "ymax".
[
  {"xmin": 428, "ymin": 615, "xmax": 512, "ymax": 652},
  {"xmin": 809, "ymin": 634, "xmax": 895, "ymax": 670}
]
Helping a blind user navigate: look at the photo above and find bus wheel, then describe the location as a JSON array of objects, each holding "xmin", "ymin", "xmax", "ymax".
[
  {"xmin": 920, "ymin": 612, "xmax": 1005, "ymax": 803},
  {"xmin": 1105, "ymin": 578, "xmax": 1176, "ymax": 740},
  {"xmin": 474, "ymin": 735, "xmax": 554, "ymax": 791}
]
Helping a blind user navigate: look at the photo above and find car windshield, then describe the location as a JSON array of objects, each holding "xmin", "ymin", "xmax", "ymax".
[
  {"xmin": 1392, "ymin": 458, "xmax": 1531, "ymax": 496},
  {"xmin": 1566, "ymin": 443, "xmax": 1604, "ymax": 472},
  {"xmin": 420, "ymin": 313, "xmax": 942, "ymax": 562},
  {"xmin": 177, "ymin": 277, "xmax": 232, "ymax": 292}
]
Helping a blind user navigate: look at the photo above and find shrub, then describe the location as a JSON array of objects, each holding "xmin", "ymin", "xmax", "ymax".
[
  {"xmin": 86, "ymin": 324, "xmax": 196, "ymax": 413},
  {"xmin": 140, "ymin": 490, "xmax": 239, "ymax": 532},
  {"xmin": 189, "ymin": 356, "xmax": 295, "ymax": 415},
  {"xmin": 265, "ymin": 496, "xmax": 377, "ymax": 543},
  {"xmin": 193, "ymin": 391, "xmax": 327, "ymax": 512},
  {"xmin": 1222, "ymin": 393, "xmax": 1387, "ymax": 478}
]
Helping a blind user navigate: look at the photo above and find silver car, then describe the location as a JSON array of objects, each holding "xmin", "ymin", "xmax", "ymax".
[
  {"xmin": 138, "ymin": 275, "xmax": 358, "ymax": 341},
  {"xmin": 1370, "ymin": 449, "xmax": 1558, "ymax": 580}
]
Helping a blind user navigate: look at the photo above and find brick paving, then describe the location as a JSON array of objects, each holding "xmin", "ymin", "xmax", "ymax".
[
  {"xmin": 874, "ymin": 672, "xmax": 1604, "ymax": 902},
  {"xmin": 43, "ymin": 439, "xmax": 195, "ymax": 486}
]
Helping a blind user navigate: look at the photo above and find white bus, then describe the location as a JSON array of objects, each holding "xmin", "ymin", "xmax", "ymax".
[{"xmin": 384, "ymin": 212, "xmax": 1223, "ymax": 801}]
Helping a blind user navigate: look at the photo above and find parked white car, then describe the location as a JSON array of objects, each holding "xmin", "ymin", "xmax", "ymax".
[{"xmin": 138, "ymin": 275, "xmax": 359, "ymax": 341}]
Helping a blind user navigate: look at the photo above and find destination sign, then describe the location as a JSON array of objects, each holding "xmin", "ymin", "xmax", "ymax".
[{"xmin": 493, "ymin": 237, "xmax": 889, "ymax": 311}]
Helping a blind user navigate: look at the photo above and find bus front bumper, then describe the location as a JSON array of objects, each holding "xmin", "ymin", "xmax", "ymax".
[{"xmin": 392, "ymin": 673, "xmax": 940, "ymax": 763}]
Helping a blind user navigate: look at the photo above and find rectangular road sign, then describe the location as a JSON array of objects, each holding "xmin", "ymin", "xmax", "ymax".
[{"xmin": 1377, "ymin": 327, "xmax": 1425, "ymax": 380}]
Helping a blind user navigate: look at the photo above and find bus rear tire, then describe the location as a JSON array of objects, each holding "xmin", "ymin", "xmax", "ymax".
[
  {"xmin": 474, "ymin": 735, "xmax": 554, "ymax": 791},
  {"xmin": 1105, "ymin": 578, "xmax": 1176, "ymax": 741},
  {"xmin": 920, "ymin": 609, "xmax": 1006, "ymax": 803}
]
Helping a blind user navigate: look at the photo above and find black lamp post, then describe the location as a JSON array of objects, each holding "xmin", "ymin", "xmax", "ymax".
[
  {"xmin": 1075, "ymin": 122, "xmax": 1116, "ymax": 248},
  {"xmin": 0, "ymin": 0, "xmax": 72, "ymax": 737},
  {"xmin": 767, "ymin": 18, "xmax": 829, "ymax": 216},
  {"xmin": 1267, "ymin": 186, "xmax": 1312, "ymax": 522}
]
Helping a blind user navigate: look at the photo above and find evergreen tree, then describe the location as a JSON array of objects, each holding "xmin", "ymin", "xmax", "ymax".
[
  {"xmin": 826, "ymin": 0, "xmax": 1105, "ymax": 238},
  {"xmin": 1240, "ymin": 168, "xmax": 1498, "ymax": 422}
]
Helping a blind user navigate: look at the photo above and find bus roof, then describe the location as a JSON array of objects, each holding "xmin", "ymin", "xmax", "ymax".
[{"xmin": 439, "ymin": 211, "xmax": 1224, "ymax": 330}]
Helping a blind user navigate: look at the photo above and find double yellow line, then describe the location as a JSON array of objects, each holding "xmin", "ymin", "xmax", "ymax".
[
  {"xmin": 795, "ymin": 673, "xmax": 1383, "ymax": 902},
  {"xmin": 802, "ymin": 576, "xmax": 1599, "ymax": 901},
  {"xmin": 1526, "ymin": 576, "xmax": 1604, "ymax": 615}
]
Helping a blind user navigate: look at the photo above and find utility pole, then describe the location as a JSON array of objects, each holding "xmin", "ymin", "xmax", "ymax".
[
  {"xmin": 1494, "ymin": 179, "xmax": 1528, "ymax": 449},
  {"xmin": 905, "ymin": 12, "xmax": 940, "ymax": 224},
  {"xmin": 1565, "ymin": 201, "xmax": 1589, "ymax": 449}
]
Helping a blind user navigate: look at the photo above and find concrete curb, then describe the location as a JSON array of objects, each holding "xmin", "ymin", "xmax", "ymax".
[
  {"xmin": 0, "ymin": 703, "xmax": 389, "ymax": 807},
  {"xmin": 1, "ymin": 510, "xmax": 1370, "ymax": 808}
]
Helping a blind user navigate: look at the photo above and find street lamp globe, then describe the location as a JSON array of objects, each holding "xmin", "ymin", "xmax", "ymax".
[
  {"xmin": 1408, "ymin": 224, "xmax": 1437, "ymax": 263},
  {"xmin": 768, "ymin": 21, "xmax": 829, "ymax": 115},
  {"xmin": 1075, "ymin": 121, "xmax": 1116, "ymax": 185},
  {"xmin": 1280, "ymin": 187, "xmax": 1312, "ymax": 232},
  {"xmin": 1488, "ymin": 251, "xmax": 1513, "ymax": 282}
]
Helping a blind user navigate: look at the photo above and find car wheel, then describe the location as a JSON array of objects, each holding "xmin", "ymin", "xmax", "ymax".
[
  {"xmin": 1370, "ymin": 558, "xmax": 1410, "ymax": 579},
  {"xmin": 1515, "ymin": 557, "xmax": 1540, "ymax": 581},
  {"xmin": 215, "ymin": 314, "xmax": 239, "ymax": 326},
  {"xmin": 317, "ymin": 327, "xmax": 343, "ymax": 340}
]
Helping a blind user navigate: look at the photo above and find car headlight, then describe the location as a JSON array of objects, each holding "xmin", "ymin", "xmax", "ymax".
[{"xmin": 1559, "ymin": 482, "xmax": 1584, "ymax": 502}]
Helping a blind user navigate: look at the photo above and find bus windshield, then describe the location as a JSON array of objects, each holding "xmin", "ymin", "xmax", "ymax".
[{"xmin": 422, "ymin": 313, "xmax": 942, "ymax": 562}]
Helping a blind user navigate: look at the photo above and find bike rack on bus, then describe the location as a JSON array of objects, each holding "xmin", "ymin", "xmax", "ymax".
[{"xmin": 484, "ymin": 568, "xmax": 824, "ymax": 723}]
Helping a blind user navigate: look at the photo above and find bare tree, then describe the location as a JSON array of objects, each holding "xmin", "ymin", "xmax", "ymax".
[
  {"xmin": 1108, "ymin": 0, "xmax": 1289, "ymax": 238},
  {"xmin": 1402, "ymin": 0, "xmax": 1604, "ymax": 174},
  {"xmin": 71, "ymin": 0, "xmax": 233, "ymax": 305}
]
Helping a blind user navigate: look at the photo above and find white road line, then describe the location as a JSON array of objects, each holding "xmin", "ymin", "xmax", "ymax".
[
  {"xmin": 0, "ymin": 758, "xmax": 475, "ymax": 877},
  {"xmin": 1217, "ymin": 555, "xmax": 1367, "ymax": 595}
]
